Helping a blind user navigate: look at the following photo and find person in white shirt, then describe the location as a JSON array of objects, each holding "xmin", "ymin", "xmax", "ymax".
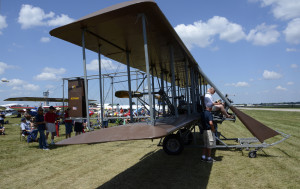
[
  {"xmin": 20, "ymin": 117, "xmax": 31, "ymax": 136},
  {"xmin": 204, "ymin": 87, "xmax": 233, "ymax": 118}
]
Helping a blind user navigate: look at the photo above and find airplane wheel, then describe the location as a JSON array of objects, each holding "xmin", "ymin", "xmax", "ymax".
[
  {"xmin": 163, "ymin": 134, "xmax": 184, "ymax": 155},
  {"xmin": 176, "ymin": 129, "xmax": 193, "ymax": 145},
  {"xmin": 248, "ymin": 151, "xmax": 257, "ymax": 158}
]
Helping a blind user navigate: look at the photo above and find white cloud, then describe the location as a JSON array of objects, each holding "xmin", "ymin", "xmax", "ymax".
[
  {"xmin": 87, "ymin": 59, "xmax": 121, "ymax": 71},
  {"xmin": 6, "ymin": 78, "xmax": 40, "ymax": 91},
  {"xmin": 287, "ymin": 82, "xmax": 294, "ymax": 85},
  {"xmin": 23, "ymin": 84, "xmax": 40, "ymax": 91},
  {"xmin": 225, "ymin": 81, "xmax": 249, "ymax": 87},
  {"xmin": 0, "ymin": 15, "xmax": 8, "ymax": 35},
  {"xmin": 291, "ymin": 64, "xmax": 298, "ymax": 68},
  {"xmin": 283, "ymin": 18, "xmax": 300, "ymax": 45},
  {"xmin": 7, "ymin": 78, "xmax": 26, "ymax": 86},
  {"xmin": 276, "ymin": 85, "xmax": 287, "ymax": 91},
  {"xmin": 47, "ymin": 14, "xmax": 74, "ymax": 26},
  {"xmin": 263, "ymin": 70, "xmax": 282, "ymax": 79},
  {"xmin": 0, "ymin": 62, "xmax": 14, "ymax": 75},
  {"xmin": 235, "ymin": 82, "xmax": 249, "ymax": 87},
  {"xmin": 286, "ymin": 48, "xmax": 300, "ymax": 52},
  {"xmin": 246, "ymin": 23, "xmax": 280, "ymax": 46},
  {"xmin": 35, "ymin": 67, "xmax": 66, "ymax": 81},
  {"xmin": 174, "ymin": 16, "xmax": 246, "ymax": 49},
  {"xmin": 18, "ymin": 4, "xmax": 74, "ymax": 29},
  {"xmin": 259, "ymin": 0, "xmax": 300, "ymax": 20},
  {"xmin": 40, "ymin": 37, "xmax": 50, "ymax": 43}
]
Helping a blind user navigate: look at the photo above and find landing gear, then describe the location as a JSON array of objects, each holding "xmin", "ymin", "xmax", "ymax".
[
  {"xmin": 163, "ymin": 134, "xmax": 184, "ymax": 155},
  {"xmin": 248, "ymin": 150, "xmax": 257, "ymax": 158},
  {"xmin": 176, "ymin": 129, "xmax": 193, "ymax": 145}
]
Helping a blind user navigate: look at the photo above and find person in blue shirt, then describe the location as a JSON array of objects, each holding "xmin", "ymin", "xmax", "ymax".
[
  {"xmin": 35, "ymin": 107, "xmax": 49, "ymax": 150},
  {"xmin": 201, "ymin": 104, "xmax": 216, "ymax": 163}
]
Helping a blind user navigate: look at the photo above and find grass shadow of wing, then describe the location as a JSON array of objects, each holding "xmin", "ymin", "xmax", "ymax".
[{"xmin": 97, "ymin": 149, "xmax": 213, "ymax": 189}]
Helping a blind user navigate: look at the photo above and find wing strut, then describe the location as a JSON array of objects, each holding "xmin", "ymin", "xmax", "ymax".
[
  {"xmin": 141, "ymin": 13, "xmax": 154, "ymax": 125},
  {"xmin": 81, "ymin": 28, "xmax": 91, "ymax": 130}
]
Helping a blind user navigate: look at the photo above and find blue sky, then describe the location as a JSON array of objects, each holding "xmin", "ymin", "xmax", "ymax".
[{"xmin": 0, "ymin": 0, "xmax": 299, "ymax": 106}]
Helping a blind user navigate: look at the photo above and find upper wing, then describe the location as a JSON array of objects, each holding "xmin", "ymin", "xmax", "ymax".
[{"xmin": 50, "ymin": 0, "xmax": 206, "ymax": 87}]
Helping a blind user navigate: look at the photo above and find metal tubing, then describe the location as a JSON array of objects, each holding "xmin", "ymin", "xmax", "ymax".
[
  {"xmin": 81, "ymin": 29, "xmax": 91, "ymax": 130},
  {"xmin": 169, "ymin": 45, "xmax": 178, "ymax": 117},
  {"xmin": 111, "ymin": 77, "xmax": 114, "ymax": 112},
  {"xmin": 151, "ymin": 66, "xmax": 155, "ymax": 120},
  {"xmin": 190, "ymin": 67, "xmax": 196, "ymax": 113},
  {"xmin": 141, "ymin": 14, "xmax": 154, "ymax": 125},
  {"xmin": 98, "ymin": 46, "xmax": 104, "ymax": 127},
  {"xmin": 126, "ymin": 52, "xmax": 133, "ymax": 122},
  {"xmin": 184, "ymin": 60, "xmax": 191, "ymax": 115},
  {"xmin": 62, "ymin": 79, "xmax": 65, "ymax": 113},
  {"xmin": 195, "ymin": 72, "xmax": 200, "ymax": 110},
  {"xmin": 161, "ymin": 71, "xmax": 165, "ymax": 116}
]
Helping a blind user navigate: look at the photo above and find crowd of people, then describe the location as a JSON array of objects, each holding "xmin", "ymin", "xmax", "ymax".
[{"xmin": 19, "ymin": 106, "xmax": 78, "ymax": 150}]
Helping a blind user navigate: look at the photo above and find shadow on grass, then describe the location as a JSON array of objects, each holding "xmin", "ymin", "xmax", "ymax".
[{"xmin": 97, "ymin": 148, "xmax": 219, "ymax": 189}]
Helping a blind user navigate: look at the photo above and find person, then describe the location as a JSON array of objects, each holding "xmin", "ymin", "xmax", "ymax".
[
  {"xmin": 74, "ymin": 118, "xmax": 83, "ymax": 135},
  {"xmin": 0, "ymin": 111, "xmax": 5, "ymax": 135},
  {"xmin": 20, "ymin": 117, "xmax": 31, "ymax": 136},
  {"xmin": 0, "ymin": 125, "xmax": 5, "ymax": 135},
  {"xmin": 204, "ymin": 87, "xmax": 233, "ymax": 118},
  {"xmin": 64, "ymin": 108, "xmax": 73, "ymax": 138},
  {"xmin": 120, "ymin": 107, "xmax": 124, "ymax": 115},
  {"xmin": 35, "ymin": 107, "xmax": 49, "ymax": 150},
  {"xmin": 201, "ymin": 105, "xmax": 216, "ymax": 163},
  {"xmin": 0, "ymin": 111, "xmax": 5, "ymax": 126},
  {"xmin": 24, "ymin": 108, "xmax": 32, "ymax": 120},
  {"xmin": 45, "ymin": 106, "xmax": 59, "ymax": 145},
  {"xmin": 55, "ymin": 109, "xmax": 61, "ymax": 137}
]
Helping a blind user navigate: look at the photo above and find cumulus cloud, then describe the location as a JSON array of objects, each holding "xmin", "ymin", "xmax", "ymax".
[
  {"xmin": 276, "ymin": 85, "xmax": 287, "ymax": 91},
  {"xmin": 87, "ymin": 59, "xmax": 123, "ymax": 71},
  {"xmin": 286, "ymin": 48, "xmax": 300, "ymax": 52},
  {"xmin": 35, "ymin": 67, "xmax": 66, "ymax": 81},
  {"xmin": 18, "ymin": 4, "xmax": 74, "ymax": 29},
  {"xmin": 0, "ymin": 15, "xmax": 8, "ymax": 35},
  {"xmin": 246, "ymin": 23, "xmax": 280, "ymax": 45},
  {"xmin": 7, "ymin": 78, "xmax": 39, "ymax": 91},
  {"xmin": 225, "ymin": 81, "xmax": 249, "ymax": 87},
  {"xmin": 283, "ymin": 18, "xmax": 300, "ymax": 44},
  {"xmin": 0, "ymin": 62, "xmax": 14, "ymax": 75},
  {"xmin": 263, "ymin": 70, "xmax": 282, "ymax": 79},
  {"xmin": 174, "ymin": 16, "xmax": 246, "ymax": 49},
  {"xmin": 40, "ymin": 37, "xmax": 50, "ymax": 43},
  {"xmin": 258, "ymin": 0, "xmax": 300, "ymax": 20},
  {"xmin": 291, "ymin": 64, "xmax": 298, "ymax": 68},
  {"xmin": 47, "ymin": 14, "xmax": 74, "ymax": 26}
]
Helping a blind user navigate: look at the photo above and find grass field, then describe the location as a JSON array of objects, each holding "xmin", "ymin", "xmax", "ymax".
[{"xmin": 0, "ymin": 110, "xmax": 299, "ymax": 189}]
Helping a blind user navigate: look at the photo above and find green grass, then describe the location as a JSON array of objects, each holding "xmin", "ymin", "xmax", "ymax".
[{"xmin": 0, "ymin": 110, "xmax": 299, "ymax": 189}]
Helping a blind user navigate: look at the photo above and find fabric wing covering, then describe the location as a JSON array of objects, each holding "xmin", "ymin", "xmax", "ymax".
[{"xmin": 230, "ymin": 107, "xmax": 279, "ymax": 143}]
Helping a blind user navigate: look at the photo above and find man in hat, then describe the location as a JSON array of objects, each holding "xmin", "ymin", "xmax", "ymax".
[
  {"xmin": 20, "ymin": 117, "xmax": 31, "ymax": 136},
  {"xmin": 45, "ymin": 106, "xmax": 59, "ymax": 145}
]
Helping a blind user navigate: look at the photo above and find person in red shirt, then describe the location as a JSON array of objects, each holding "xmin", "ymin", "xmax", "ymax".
[
  {"xmin": 64, "ymin": 108, "xmax": 73, "ymax": 138},
  {"xmin": 45, "ymin": 106, "xmax": 59, "ymax": 145}
]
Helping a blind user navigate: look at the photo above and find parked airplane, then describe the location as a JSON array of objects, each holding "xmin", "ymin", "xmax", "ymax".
[{"xmin": 50, "ymin": 0, "xmax": 289, "ymax": 157}]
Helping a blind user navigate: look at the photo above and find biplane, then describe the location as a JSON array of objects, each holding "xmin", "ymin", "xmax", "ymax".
[{"xmin": 49, "ymin": 0, "xmax": 289, "ymax": 157}]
